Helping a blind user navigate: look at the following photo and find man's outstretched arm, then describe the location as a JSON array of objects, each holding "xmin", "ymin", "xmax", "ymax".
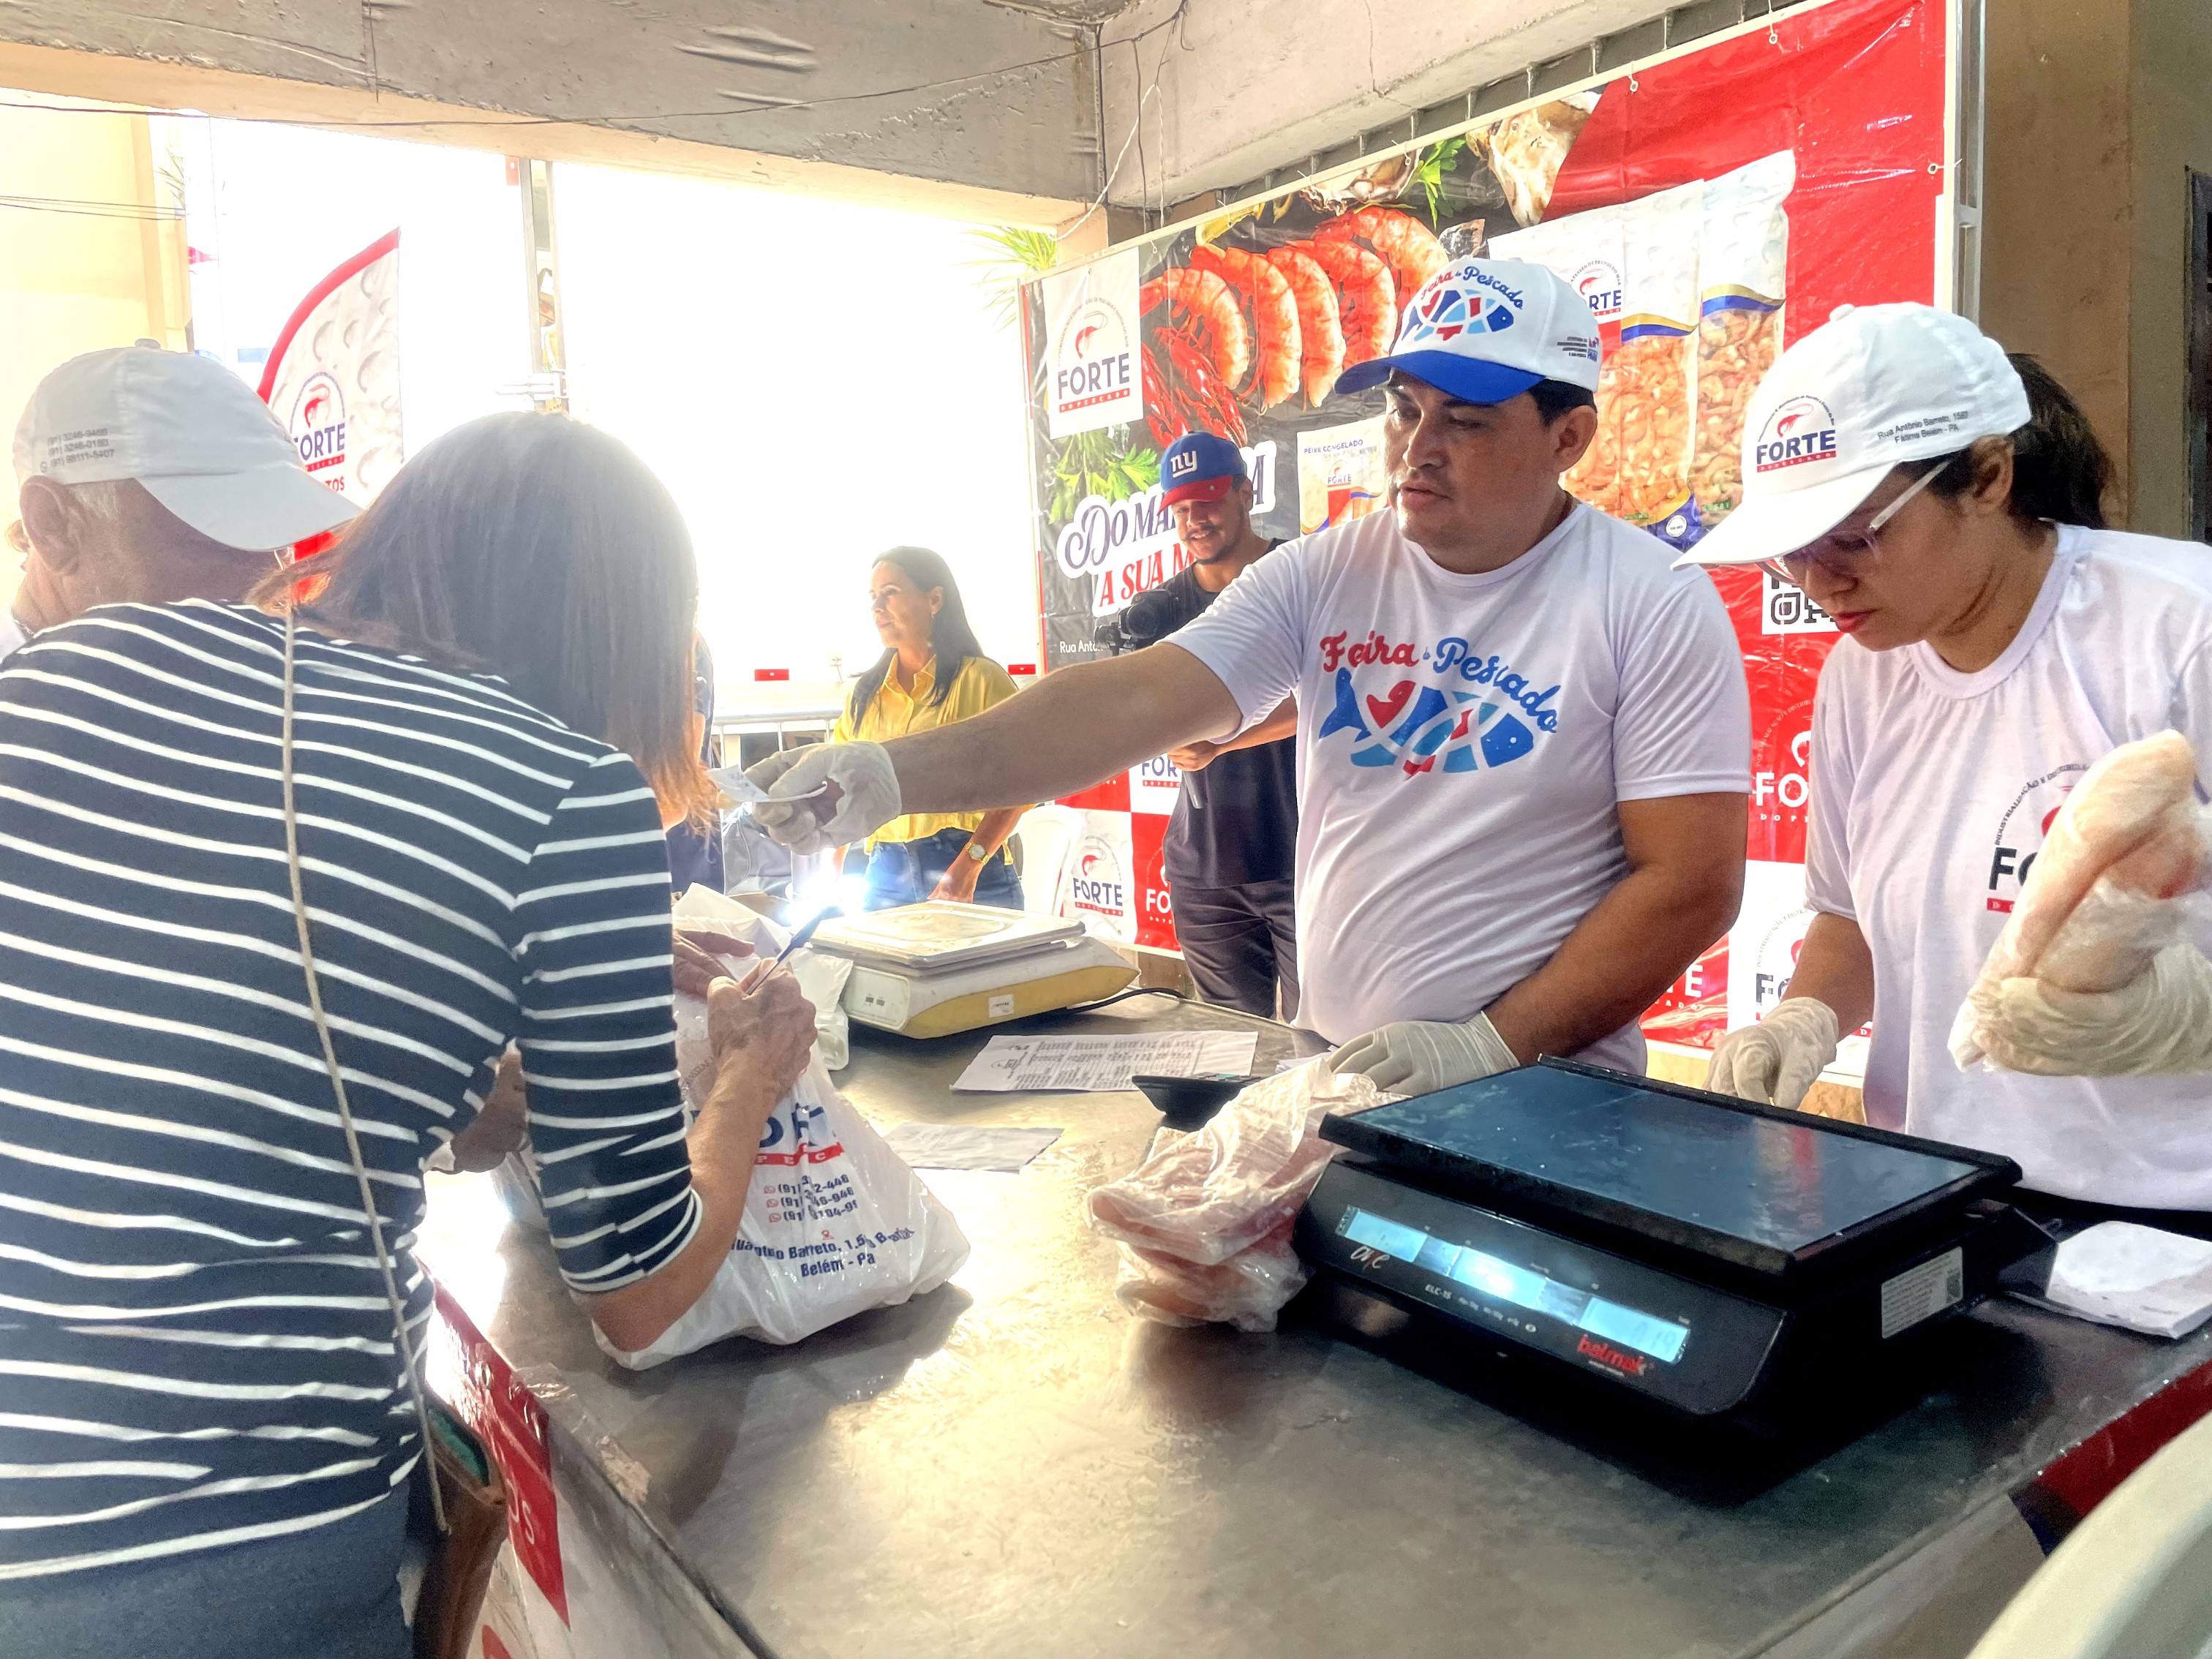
[
  {"xmin": 892, "ymin": 644, "xmax": 1239, "ymax": 812},
  {"xmin": 747, "ymin": 644, "xmax": 1242, "ymax": 851}
]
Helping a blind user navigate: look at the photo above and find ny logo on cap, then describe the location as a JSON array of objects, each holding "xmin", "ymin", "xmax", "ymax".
[{"xmin": 1169, "ymin": 451, "xmax": 1198, "ymax": 477}]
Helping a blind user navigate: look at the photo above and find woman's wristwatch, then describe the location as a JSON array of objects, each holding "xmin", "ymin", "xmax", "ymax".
[{"xmin": 963, "ymin": 839, "xmax": 990, "ymax": 863}]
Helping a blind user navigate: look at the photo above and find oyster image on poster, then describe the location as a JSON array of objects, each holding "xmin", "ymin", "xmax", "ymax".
[{"xmin": 257, "ymin": 228, "xmax": 404, "ymax": 504}]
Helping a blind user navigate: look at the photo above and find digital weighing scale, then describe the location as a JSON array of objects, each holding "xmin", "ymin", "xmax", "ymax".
[
  {"xmin": 1295, "ymin": 1058, "xmax": 2055, "ymax": 1418},
  {"xmin": 806, "ymin": 903, "xmax": 1137, "ymax": 1039}
]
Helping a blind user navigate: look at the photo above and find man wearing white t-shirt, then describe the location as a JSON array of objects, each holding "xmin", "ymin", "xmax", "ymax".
[
  {"xmin": 4, "ymin": 347, "xmax": 356, "ymax": 658},
  {"xmin": 753, "ymin": 259, "xmax": 1752, "ymax": 1091}
]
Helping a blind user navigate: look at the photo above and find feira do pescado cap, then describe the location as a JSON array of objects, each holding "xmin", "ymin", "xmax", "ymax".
[
  {"xmin": 1674, "ymin": 302, "xmax": 2031, "ymax": 569},
  {"xmin": 1334, "ymin": 258, "xmax": 1603, "ymax": 405},
  {"xmin": 13, "ymin": 346, "xmax": 358, "ymax": 552}
]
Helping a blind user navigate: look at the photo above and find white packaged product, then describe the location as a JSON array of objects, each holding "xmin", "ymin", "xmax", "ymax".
[
  {"xmin": 597, "ymin": 1045, "xmax": 971, "ymax": 1365},
  {"xmin": 1611, "ymin": 179, "xmax": 1704, "ymax": 529},
  {"xmin": 1491, "ymin": 204, "xmax": 1626, "ymax": 516},
  {"xmin": 1693, "ymin": 152, "xmax": 1795, "ymax": 522},
  {"xmin": 672, "ymin": 884, "xmax": 854, "ymax": 1069},
  {"xmin": 1951, "ymin": 730, "xmax": 2212, "ymax": 1073}
]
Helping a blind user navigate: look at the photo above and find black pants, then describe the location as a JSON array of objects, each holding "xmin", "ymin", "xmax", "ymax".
[{"xmin": 1171, "ymin": 877, "xmax": 1298, "ymax": 1020}]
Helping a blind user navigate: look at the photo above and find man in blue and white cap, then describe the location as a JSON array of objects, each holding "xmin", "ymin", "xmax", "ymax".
[{"xmin": 751, "ymin": 260, "xmax": 1751, "ymax": 1090}]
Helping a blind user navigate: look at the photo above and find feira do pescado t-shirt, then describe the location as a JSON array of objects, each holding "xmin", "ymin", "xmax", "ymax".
[
  {"xmin": 1806, "ymin": 525, "xmax": 2212, "ymax": 1209},
  {"xmin": 1167, "ymin": 502, "xmax": 1751, "ymax": 1066}
]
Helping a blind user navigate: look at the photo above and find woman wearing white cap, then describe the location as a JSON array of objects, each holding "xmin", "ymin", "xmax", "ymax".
[{"xmin": 1687, "ymin": 302, "xmax": 2212, "ymax": 1223}]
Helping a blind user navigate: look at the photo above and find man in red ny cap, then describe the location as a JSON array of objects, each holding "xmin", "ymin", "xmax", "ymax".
[{"xmin": 1146, "ymin": 432, "xmax": 1301, "ymax": 1018}]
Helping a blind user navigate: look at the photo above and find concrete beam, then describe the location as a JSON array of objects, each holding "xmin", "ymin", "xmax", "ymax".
[
  {"xmin": 0, "ymin": 0, "xmax": 1102, "ymax": 225},
  {"xmin": 1098, "ymin": 0, "xmax": 1682, "ymax": 211}
]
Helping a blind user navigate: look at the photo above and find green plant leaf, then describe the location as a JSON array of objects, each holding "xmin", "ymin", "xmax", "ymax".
[{"xmin": 965, "ymin": 225, "xmax": 1062, "ymax": 329}]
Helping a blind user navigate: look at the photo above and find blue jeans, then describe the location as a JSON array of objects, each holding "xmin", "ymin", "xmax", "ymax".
[
  {"xmin": 855, "ymin": 827, "xmax": 1025, "ymax": 911},
  {"xmin": 0, "ymin": 1486, "xmax": 410, "ymax": 1658}
]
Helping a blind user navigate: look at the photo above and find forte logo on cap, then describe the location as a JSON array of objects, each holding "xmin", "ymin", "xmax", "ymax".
[{"xmin": 1754, "ymin": 394, "xmax": 1840, "ymax": 474}]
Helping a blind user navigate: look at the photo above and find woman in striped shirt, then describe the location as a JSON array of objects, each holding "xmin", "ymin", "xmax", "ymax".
[{"xmin": 0, "ymin": 414, "xmax": 814, "ymax": 1657}]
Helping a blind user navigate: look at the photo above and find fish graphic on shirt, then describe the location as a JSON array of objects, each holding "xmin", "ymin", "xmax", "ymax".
[{"xmin": 1317, "ymin": 667, "xmax": 1539, "ymax": 777}]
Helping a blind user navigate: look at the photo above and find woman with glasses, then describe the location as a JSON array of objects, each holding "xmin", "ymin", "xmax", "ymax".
[{"xmin": 1685, "ymin": 302, "xmax": 2212, "ymax": 1224}]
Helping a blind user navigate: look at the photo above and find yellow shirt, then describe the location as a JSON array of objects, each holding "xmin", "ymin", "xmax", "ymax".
[{"xmin": 832, "ymin": 654, "xmax": 1020, "ymax": 846}]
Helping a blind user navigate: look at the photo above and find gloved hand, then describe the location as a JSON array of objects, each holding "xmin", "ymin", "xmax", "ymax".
[
  {"xmin": 744, "ymin": 743, "xmax": 902, "ymax": 857},
  {"xmin": 1327, "ymin": 1014, "xmax": 1521, "ymax": 1095},
  {"xmin": 1704, "ymin": 997, "xmax": 1840, "ymax": 1111},
  {"xmin": 1966, "ymin": 942, "xmax": 2212, "ymax": 1076}
]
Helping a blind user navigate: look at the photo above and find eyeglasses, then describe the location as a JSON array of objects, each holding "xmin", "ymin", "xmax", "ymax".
[{"xmin": 1758, "ymin": 462, "xmax": 1945, "ymax": 586}]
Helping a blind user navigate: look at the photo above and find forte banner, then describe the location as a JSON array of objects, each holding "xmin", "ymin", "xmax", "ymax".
[{"xmin": 1020, "ymin": 0, "xmax": 1958, "ymax": 1047}]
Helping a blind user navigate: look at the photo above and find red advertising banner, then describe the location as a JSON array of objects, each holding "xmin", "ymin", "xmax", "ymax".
[{"xmin": 1020, "ymin": 0, "xmax": 1955, "ymax": 1038}]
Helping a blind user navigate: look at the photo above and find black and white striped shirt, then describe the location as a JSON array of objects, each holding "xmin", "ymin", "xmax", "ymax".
[{"xmin": 0, "ymin": 601, "xmax": 698, "ymax": 1580}]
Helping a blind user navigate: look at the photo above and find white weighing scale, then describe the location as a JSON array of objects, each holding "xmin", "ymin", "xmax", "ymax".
[{"xmin": 805, "ymin": 903, "xmax": 1137, "ymax": 1039}]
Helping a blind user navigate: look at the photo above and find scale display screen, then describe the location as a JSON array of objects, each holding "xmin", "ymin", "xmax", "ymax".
[
  {"xmin": 1349, "ymin": 1067, "xmax": 1987, "ymax": 1260},
  {"xmin": 1341, "ymin": 1205, "xmax": 1690, "ymax": 1363}
]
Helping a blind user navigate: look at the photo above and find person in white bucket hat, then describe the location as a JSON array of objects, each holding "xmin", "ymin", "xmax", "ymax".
[
  {"xmin": 4, "ymin": 345, "xmax": 358, "ymax": 655},
  {"xmin": 1692, "ymin": 301, "xmax": 2212, "ymax": 1227},
  {"xmin": 746, "ymin": 258, "xmax": 1751, "ymax": 1094}
]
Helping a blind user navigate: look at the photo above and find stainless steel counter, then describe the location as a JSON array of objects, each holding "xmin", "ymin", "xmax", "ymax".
[{"xmin": 419, "ymin": 997, "xmax": 2212, "ymax": 1659}]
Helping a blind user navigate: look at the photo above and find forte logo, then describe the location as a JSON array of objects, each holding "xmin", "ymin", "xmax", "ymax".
[
  {"xmin": 1066, "ymin": 838, "xmax": 1127, "ymax": 918},
  {"xmin": 1571, "ymin": 257, "xmax": 1624, "ymax": 322},
  {"xmin": 289, "ymin": 370, "xmax": 348, "ymax": 486},
  {"xmin": 1053, "ymin": 297, "xmax": 1134, "ymax": 417},
  {"xmin": 1754, "ymin": 394, "xmax": 1839, "ymax": 475}
]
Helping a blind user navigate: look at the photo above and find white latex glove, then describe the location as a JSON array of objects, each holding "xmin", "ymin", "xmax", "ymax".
[
  {"xmin": 1966, "ymin": 942, "xmax": 2212, "ymax": 1076},
  {"xmin": 1327, "ymin": 1014, "xmax": 1521, "ymax": 1095},
  {"xmin": 1705, "ymin": 997, "xmax": 1840, "ymax": 1112},
  {"xmin": 744, "ymin": 742, "xmax": 902, "ymax": 857}
]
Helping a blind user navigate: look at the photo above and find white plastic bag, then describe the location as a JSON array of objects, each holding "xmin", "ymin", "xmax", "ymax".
[
  {"xmin": 1952, "ymin": 731, "xmax": 2212, "ymax": 1070},
  {"xmin": 672, "ymin": 885, "xmax": 854, "ymax": 1069},
  {"xmin": 1087, "ymin": 1058, "xmax": 1396, "ymax": 1331},
  {"xmin": 595, "ymin": 1048, "xmax": 971, "ymax": 1366}
]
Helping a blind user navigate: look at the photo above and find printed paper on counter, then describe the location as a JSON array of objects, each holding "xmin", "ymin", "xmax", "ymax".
[{"xmin": 952, "ymin": 1031, "xmax": 1261, "ymax": 1094}]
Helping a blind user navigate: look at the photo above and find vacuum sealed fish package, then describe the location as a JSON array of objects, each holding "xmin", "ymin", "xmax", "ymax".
[
  {"xmin": 1952, "ymin": 731, "xmax": 2212, "ymax": 1076},
  {"xmin": 1088, "ymin": 1058, "xmax": 1397, "ymax": 1331}
]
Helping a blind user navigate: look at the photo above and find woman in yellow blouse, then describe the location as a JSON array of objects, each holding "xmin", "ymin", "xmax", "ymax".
[{"xmin": 834, "ymin": 546, "xmax": 1026, "ymax": 908}]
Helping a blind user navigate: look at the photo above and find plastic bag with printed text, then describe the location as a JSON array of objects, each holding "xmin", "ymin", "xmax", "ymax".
[
  {"xmin": 1951, "ymin": 731, "xmax": 2212, "ymax": 1075},
  {"xmin": 595, "ymin": 1045, "xmax": 971, "ymax": 1366},
  {"xmin": 593, "ymin": 893, "xmax": 966, "ymax": 1365},
  {"xmin": 1087, "ymin": 1058, "xmax": 1397, "ymax": 1331}
]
